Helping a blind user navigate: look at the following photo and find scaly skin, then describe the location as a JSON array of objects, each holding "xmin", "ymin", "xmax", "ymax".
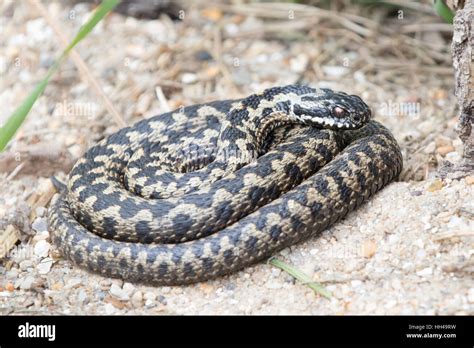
[{"xmin": 48, "ymin": 85, "xmax": 402, "ymax": 285}]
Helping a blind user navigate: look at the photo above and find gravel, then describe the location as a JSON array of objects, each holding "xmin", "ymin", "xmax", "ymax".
[{"xmin": 0, "ymin": 1, "xmax": 472, "ymax": 315}]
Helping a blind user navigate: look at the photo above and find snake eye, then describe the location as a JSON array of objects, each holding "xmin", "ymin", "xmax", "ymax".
[{"xmin": 333, "ymin": 106, "xmax": 349, "ymax": 118}]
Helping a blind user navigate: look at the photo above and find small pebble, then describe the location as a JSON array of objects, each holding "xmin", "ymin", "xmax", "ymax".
[
  {"xmin": 416, "ymin": 249, "xmax": 426, "ymax": 259},
  {"xmin": 51, "ymin": 282, "xmax": 63, "ymax": 291},
  {"xmin": 423, "ymin": 141, "xmax": 436, "ymax": 154},
  {"xmin": 77, "ymin": 289, "xmax": 88, "ymax": 304},
  {"xmin": 362, "ymin": 240, "xmax": 377, "ymax": 258},
  {"xmin": 289, "ymin": 55, "xmax": 308, "ymax": 73},
  {"xmin": 37, "ymin": 257, "xmax": 53, "ymax": 274},
  {"xmin": 391, "ymin": 278, "xmax": 402, "ymax": 290},
  {"xmin": 322, "ymin": 65, "xmax": 349, "ymax": 78},
  {"xmin": 413, "ymin": 239, "xmax": 424, "ymax": 248},
  {"xmin": 447, "ymin": 215, "xmax": 465, "ymax": 229},
  {"xmin": 19, "ymin": 276, "xmax": 35, "ymax": 290},
  {"xmin": 201, "ymin": 7, "xmax": 223, "ymax": 21},
  {"xmin": 122, "ymin": 282, "xmax": 135, "ymax": 296},
  {"xmin": 131, "ymin": 291, "xmax": 143, "ymax": 307},
  {"xmin": 181, "ymin": 73, "xmax": 198, "ymax": 84},
  {"xmin": 199, "ymin": 283, "xmax": 214, "ymax": 295},
  {"xmin": 145, "ymin": 299, "xmax": 155, "ymax": 308},
  {"xmin": 68, "ymin": 144, "xmax": 83, "ymax": 159},
  {"xmin": 104, "ymin": 303, "xmax": 116, "ymax": 315},
  {"xmin": 31, "ymin": 217, "xmax": 48, "ymax": 233},
  {"xmin": 6, "ymin": 268, "xmax": 19, "ymax": 280},
  {"xmin": 35, "ymin": 206, "xmax": 46, "ymax": 217},
  {"xmin": 445, "ymin": 151, "xmax": 461, "ymax": 163},
  {"xmin": 19, "ymin": 260, "xmax": 34, "ymax": 271},
  {"xmin": 464, "ymin": 176, "xmax": 474, "ymax": 185},
  {"xmin": 265, "ymin": 280, "xmax": 281, "ymax": 290},
  {"xmin": 309, "ymin": 248, "xmax": 318, "ymax": 256},
  {"xmin": 32, "ymin": 231, "xmax": 50, "ymax": 242},
  {"xmin": 157, "ymin": 295, "xmax": 167, "ymax": 305},
  {"xmin": 144, "ymin": 291, "xmax": 156, "ymax": 301},
  {"xmin": 417, "ymin": 267, "xmax": 433, "ymax": 277}
]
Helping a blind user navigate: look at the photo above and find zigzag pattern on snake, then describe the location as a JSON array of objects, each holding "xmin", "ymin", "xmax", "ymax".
[{"xmin": 48, "ymin": 85, "xmax": 403, "ymax": 285}]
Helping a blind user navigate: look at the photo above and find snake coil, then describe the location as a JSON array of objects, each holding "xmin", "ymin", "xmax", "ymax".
[{"xmin": 48, "ymin": 85, "xmax": 402, "ymax": 285}]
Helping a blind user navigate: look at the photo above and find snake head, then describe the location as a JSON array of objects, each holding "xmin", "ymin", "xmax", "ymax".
[{"xmin": 291, "ymin": 88, "xmax": 372, "ymax": 130}]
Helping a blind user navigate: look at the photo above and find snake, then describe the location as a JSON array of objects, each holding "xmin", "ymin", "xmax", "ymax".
[{"xmin": 48, "ymin": 85, "xmax": 403, "ymax": 285}]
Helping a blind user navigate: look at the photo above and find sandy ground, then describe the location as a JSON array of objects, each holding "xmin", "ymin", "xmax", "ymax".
[{"xmin": 0, "ymin": 1, "xmax": 473, "ymax": 315}]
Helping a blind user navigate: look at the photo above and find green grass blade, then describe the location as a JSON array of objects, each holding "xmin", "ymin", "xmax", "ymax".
[
  {"xmin": 0, "ymin": 0, "xmax": 120, "ymax": 152},
  {"xmin": 433, "ymin": 0, "xmax": 454, "ymax": 24},
  {"xmin": 270, "ymin": 258, "xmax": 331, "ymax": 299}
]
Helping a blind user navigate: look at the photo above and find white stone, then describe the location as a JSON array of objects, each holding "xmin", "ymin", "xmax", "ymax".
[
  {"xmin": 416, "ymin": 249, "xmax": 426, "ymax": 259},
  {"xmin": 32, "ymin": 218, "xmax": 48, "ymax": 233},
  {"xmin": 35, "ymin": 206, "xmax": 46, "ymax": 217},
  {"xmin": 181, "ymin": 73, "xmax": 197, "ymax": 84},
  {"xmin": 322, "ymin": 66, "xmax": 349, "ymax": 78},
  {"xmin": 224, "ymin": 23, "xmax": 239, "ymax": 36},
  {"xmin": 445, "ymin": 151, "xmax": 461, "ymax": 163},
  {"xmin": 33, "ymin": 231, "xmax": 50, "ymax": 242},
  {"xmin": 416, "ymin": 267, "xmax": 433, "ymax": 277},
  {"xmin": 385, "ymin": 299, "xmax": 398, "ymax": 309},
  {"xmin": 122, "ymin": 282, "xmax": 135, "ymax": 296},
  {"xmin": 19, "ymin": 260, "xmax": 34, "ymax": 271},
  {"xmin": 77, "ymin": 289, "xmax": 88, "ymax": 304},
  {"xmin": 423, "ymin": 141, "xmax": 436, "ymax": 154},
  {"xmin": 6, "ymin": 268, "xmax": 19, "ymax": 280},
  {"xmin": 37, "ymin": 257, "xmax": 53, "ymax": 274},
  {"xmin": 447, "ymin": 215, "xmax": 465, "ymax": 229},
  {"xmin": 144, "ymin": 291, "xmax": 156, "ymax": 301},
  {"xmin": 413, "ymin": 238, "xmax": 424, "ymax": 248},
  {"xmin": 34, "ymin": 240, "xmax": 51, "ymax": 258},
  {"xmin": 110, "ymin": 283, "xmax": 130, "ymax": 301},
  {"xmin": 20, "ymin": 276, "xmax": 35, "ymax": 290},
  {"xmin": 131, "ymin": 291, "xmax": 143, "ymax": 307},
  {"xmin": 289, "ymin": 55, "xmax": 308, "ymax": 73},
  {"xmin": 265, "ymin": 280, "xmax": 282, "ymax": 290},
  {"xmin": 145, "ymin": 299, "xmax": 155, "ymax": 308},
  {"xmin": 104, "ymin": 303, "xmax": 116, "ymax": 315}
]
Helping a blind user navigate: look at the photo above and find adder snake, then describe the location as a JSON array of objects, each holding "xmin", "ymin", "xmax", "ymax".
[{"xmin": 48, "ymin": 85, "xmax": 402, "ymax": 285}]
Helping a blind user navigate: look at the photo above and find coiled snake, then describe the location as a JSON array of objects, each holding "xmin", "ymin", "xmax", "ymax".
[{"xmin": 48, "ymin": 85, "xmax": 402, "ymax": 285}]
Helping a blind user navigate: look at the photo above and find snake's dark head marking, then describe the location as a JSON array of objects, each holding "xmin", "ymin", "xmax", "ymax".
[{"xmin": 290, "ymin": 88, "xmax": 372, "ymax": 130}]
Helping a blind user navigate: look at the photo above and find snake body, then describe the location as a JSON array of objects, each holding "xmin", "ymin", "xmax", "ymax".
[{"xmin": 48, "ymin": 85, "xmax": 402, "ymax": 285}]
